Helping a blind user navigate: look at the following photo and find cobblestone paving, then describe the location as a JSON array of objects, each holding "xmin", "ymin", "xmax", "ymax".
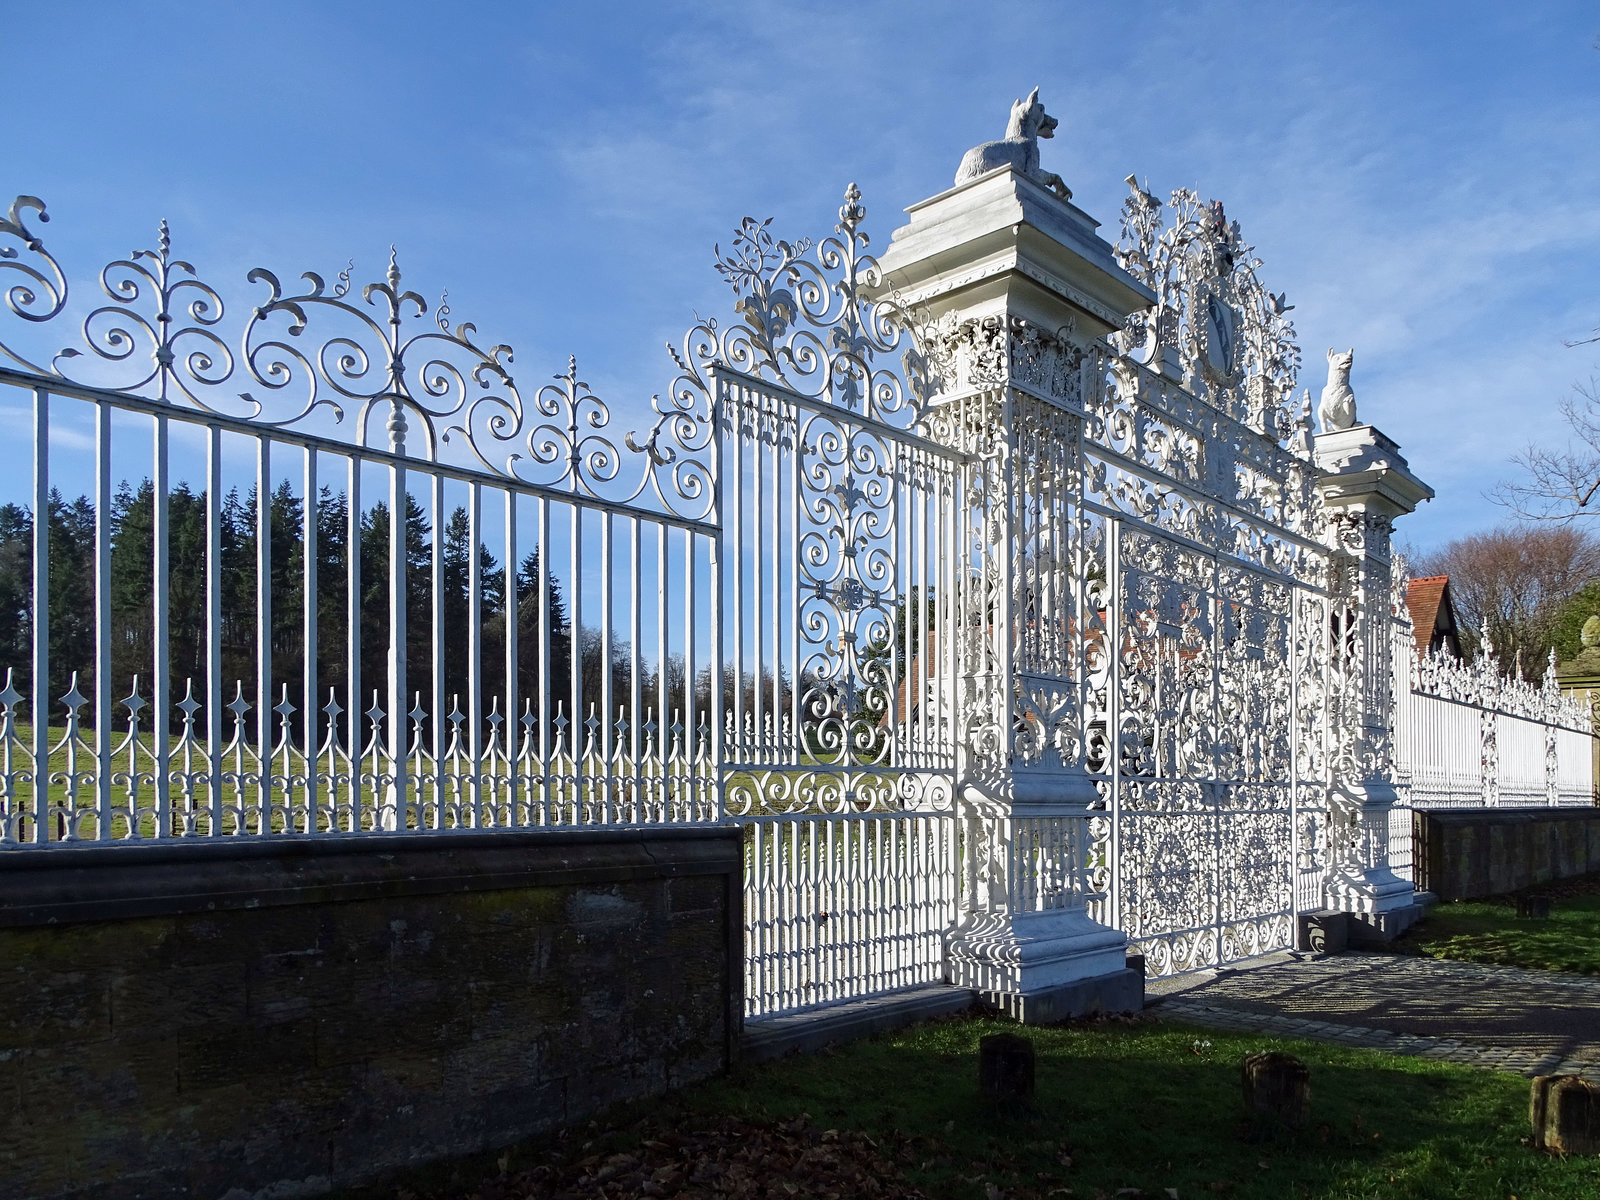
[{"xmin": 1147, "ymin": 950, "xmax": 1600, "ymax": 1082}]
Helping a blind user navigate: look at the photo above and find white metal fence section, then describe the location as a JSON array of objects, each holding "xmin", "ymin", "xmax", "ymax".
[
  {"xmin": 744, "ymin": 812, "xmax": 958, "ymax": 1017},
  {"xmin": 0, "ymin": 199, "xmax": 727, "ymax": 847},
  {"xmin": 1388, "ymin": 601, "xmax": 1594, "ymax": 879},
  {"xmin": 0, "ymin": 187, "xmax": 968, "ymax": 1018}
]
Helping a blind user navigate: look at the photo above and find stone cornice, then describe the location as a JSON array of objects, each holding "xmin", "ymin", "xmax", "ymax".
[{"xmin": 890, "ymin": 248, "xmax": 1124, "ymax": 327}]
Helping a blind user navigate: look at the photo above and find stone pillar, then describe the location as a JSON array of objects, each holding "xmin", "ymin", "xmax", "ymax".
[
  {"xmin": 877, "ymin": 154, "xmax": 1152, "ymax": 1020},
  {"xmin": 1314, "ymin": 423, "xmax": 1434, "ymax": 941}
]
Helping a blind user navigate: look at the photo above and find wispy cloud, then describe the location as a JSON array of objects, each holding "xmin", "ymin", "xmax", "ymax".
[{"xmin": 3, "ymin": 0, "xmax": 1597, "ymax": 551}]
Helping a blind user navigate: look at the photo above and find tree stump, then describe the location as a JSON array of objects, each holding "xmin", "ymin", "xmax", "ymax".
[
  {"xmin": 1531, "ymin": 1075, "xmax": 1600, "ymax": 1155},
  {"xmin": 978, "ymin": 1033, "xmax": 1035, "ymax": 1110},
  {"xmin": 1241, "ymin": 1051, "xmax": 1310, "ymax": 1132},
  {"xmin": 1516, "ymin": 894, "xmax": 1553, "ymax": 919}
]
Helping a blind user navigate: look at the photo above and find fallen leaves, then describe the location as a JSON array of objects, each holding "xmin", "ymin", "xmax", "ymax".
[{"xmin": 425, "ymin": 1114, "xmax": 927, "ymax": 1199}]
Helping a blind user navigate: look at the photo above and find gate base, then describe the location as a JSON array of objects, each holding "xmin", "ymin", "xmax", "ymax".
[
  {"xmin": 979, "ymin": 967, "xmax": 1145, "ymax": 1025},
  {"xmin": 1347, "ymin": 894, "xmax": 1435, "ymax": 946}
]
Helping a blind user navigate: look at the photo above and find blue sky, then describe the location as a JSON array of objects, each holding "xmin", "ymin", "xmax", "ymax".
[{"xmin": 3, "ymin": 0, "xmax": 1597, "ymax": 553}]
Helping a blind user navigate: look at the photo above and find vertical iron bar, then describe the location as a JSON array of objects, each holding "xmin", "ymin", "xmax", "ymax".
[
  {"xmin": 255, "ymin": 437, "xmax": 272, "ymax": 833},
  {"xmin": 654, "ymin": 521, "xmax": 667, "ymax": 819},
  {"xmin": 302, "ymin": 448, "xmax": 318, "ymax": 834},
  {"xmin": 787, "ymin": 400, "xmax": 800, "ymax": 767},
  {"xmin": 152, "ymin": 413, "xmax": 170, "ymax": 838},
  {"xmin": 206, "ymin": 427, "xmax": 223, "ymax": 836},
  {"xmin": 630, "ymin": 517, "xmax": 642, "ymax": 822},
  {"xmin": 430, "ymin": 472, "xmax": 445, "ymax": 829},
  {"xmin": 30, "ymin": 387, "xmax": 50, "ymax": 844},
  {"xmin": 770, "ymin": 401, "xmax": 780, "ymax": 764},
  {"xmin": 346, "ymin": 457, "xmax": 361, "ymax": 829},
  {"xmin": 752, "ymin": 390, "xmax": 763, "ymax": 761},
  {"xmin": 505, "ymin": 490, "xmax": 518, "ymax": 824},
  {"xmin": 386, "ymin": 457, "xmax": 407, "ymax": 832},
  {"xmin": 683, "ymin": 527, "xmax": 695, "ymax": 785},
  {"xmin": 600, "ymin": 510, "xmax": 612, "ymax": 823},
  {"xmin": 708, "ymin": 378, "xmax": 724, "ymax": 822},
  {"xmin": 94, "ymin": 400, "xmax": 112, "ymax": 840},
  {"xmin": 570, "ymin": 503, "xmax": 582, "ymax": 819},
  {"xmin": 730, "ymin": 382, "xmax": 743, "ymax": 766},
  {"xmin": 538, "ymin": 497, "xmax": 550, "ymax": 820},
  {"xmin": 468, "ymin": 482, "xmax": 483, "ymax": 826}
]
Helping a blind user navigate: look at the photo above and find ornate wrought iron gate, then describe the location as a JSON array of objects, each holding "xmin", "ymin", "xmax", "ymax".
[
  {"xmin": 1093, "ymin": 524, "xmax": 1329, "ymax": 974},
  {"xmin": 683, "ymin": 198, "xmax": 966, "ymax": 1015},
  {"xmin": 8, "ymin": 138, "xmax": 1590, "ymax": 1021}
]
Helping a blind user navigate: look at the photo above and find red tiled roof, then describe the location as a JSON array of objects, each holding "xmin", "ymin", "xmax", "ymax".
[{"xmin": 1406, "ymin": 575, "xmax": 1455, "ymax": 659}]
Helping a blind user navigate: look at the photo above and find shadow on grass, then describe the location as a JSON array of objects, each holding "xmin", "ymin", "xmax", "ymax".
[{"xmin": 338, "ymin": 1014, "xmax": 1600, "ymax": 1200}]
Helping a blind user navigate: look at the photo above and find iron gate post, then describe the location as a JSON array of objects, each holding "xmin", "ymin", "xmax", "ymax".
[
  {"xmin": 877, "ymin": 155, "xmax": 1152, "ymax": 1020},
  {"xmin": 1314, "ymin": 421, "xmax": 1434, "ymax": 942}
]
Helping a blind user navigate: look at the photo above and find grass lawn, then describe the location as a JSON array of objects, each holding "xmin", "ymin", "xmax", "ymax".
[
  {"xmin": 1392, "ymin": 872, "xmax": 1600, "ymax": 976},
  {"xmin": 345, "ymin": 1013, "xmax": 1599, "ymax": 1200}
]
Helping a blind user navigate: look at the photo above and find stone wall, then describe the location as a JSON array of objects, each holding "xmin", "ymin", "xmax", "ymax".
[
  {"xmin": 0, "ymin": 826, "xmax": 742, "ymax": 1200},
  {"xmin": 1414, "ymin": 808, "xmax": 1600, "ymax": 900}
]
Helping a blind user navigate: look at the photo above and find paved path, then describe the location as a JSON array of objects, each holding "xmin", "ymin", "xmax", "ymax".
[{"xmin": 1147, "ymin": 950, "xmax": 1600, "ymax": 1081}]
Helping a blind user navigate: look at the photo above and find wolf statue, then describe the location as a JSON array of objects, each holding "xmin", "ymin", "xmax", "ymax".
[
  {"xmin": 954, "ymin": 87, "xmax": 1072, "ymax": 201},
  {"xmin": 1319, "ymin": 348, "xmax": 1358, "ymax": 431}
]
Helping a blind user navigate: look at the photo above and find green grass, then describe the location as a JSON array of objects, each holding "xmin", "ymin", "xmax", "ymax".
[
  {"xmin": 1393, "ymin": 876, "xmax": 1600, "ymax": 976},
  {"xmin": 3, "ymin": 719, "xmax": 716, "ymax": 840},
  {"xmin": 345, "ymin": 1014, "xmax": 1600, "ymax": 1200}
]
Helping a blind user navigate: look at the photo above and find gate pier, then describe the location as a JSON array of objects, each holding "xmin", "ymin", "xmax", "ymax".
[
  {"xmin": 878, "ymin": 159, "xmax": 1153, "ymax": 1019},
  {"xmin": 1315, "ymin": 423, "xmax": 1435, "ymax": 941}
]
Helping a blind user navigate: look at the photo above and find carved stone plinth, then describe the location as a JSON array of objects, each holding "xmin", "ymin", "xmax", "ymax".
[
  {"xmin": 1295, "ymin": 908, "xmax": 1349, "ymax": 955},
  {"xmin": 946, "ymin": 774, "xmax": 1137, "ymax": 1023},
  {"xmin": 947, "ymin": 907, "xmax": 1131, "ymax": 998},
  {"xmin": 1325, "ymin": 780, "xmax": 1417, "ymax": 920}
]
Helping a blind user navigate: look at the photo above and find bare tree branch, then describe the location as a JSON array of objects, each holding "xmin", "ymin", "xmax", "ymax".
[{"xmin": 1490, "ymin": 377, "xmax": 1600, "ymax": 520}]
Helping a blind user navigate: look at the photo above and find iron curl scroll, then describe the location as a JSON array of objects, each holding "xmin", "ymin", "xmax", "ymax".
[
  {"xmin": 634, "ymin": 183, "xmax": 939, "ymax": 468},
  {"xmin": 0, "ymin": 197, "xmax": 71, "ymax": 373},
  {"xmin": 1, "ymin": 187, "xmax": 935, "ymax": 525},
  {"xmin": 239, "ymin": 248, "xmax": 524, "ymax": 469}
]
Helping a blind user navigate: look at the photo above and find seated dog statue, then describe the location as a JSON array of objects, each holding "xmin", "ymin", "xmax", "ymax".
[
  {"xmin": 954, "ymin": 87, "xmax": 1072, "ymax": 200},
  {"xmin": 1318, "ymin": 348, "xmax": 1358, "ymax": 431}
]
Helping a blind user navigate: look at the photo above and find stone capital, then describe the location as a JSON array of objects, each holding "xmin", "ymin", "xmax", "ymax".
[
  {"xmin": 1314, "ymin": 424, "xmax": 1434, "ymax": 519},
  {"xmin": 874, "ymin": 168, "xmax": 1153, "ymax": 340}
]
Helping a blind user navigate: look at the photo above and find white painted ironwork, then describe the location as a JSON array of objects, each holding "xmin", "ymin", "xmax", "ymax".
[
  {"xmin": 0, "ymin": 193, "xmax": 723, "ymax": 849},
  {"xmin": 2, "ymin": 142, "xmax": 1594, "ymax": 1022},
  {"xmin": 1071, "ymin": 183, "xmax": 1330, "ymax": 975},
  {"xmin": 1386, "ymin": 563, "xmax": 1595, "ymax": 878}
]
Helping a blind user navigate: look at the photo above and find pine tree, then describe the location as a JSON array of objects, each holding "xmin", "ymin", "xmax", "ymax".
[
  {"xmin": 0, "ymin": 503, "xmax": 32, "ymax": 696},
  {"xmin": 46, "ymin": 490, "xmax": 96, "ymax": 719}
]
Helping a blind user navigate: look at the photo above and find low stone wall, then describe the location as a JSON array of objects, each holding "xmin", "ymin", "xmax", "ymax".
[
  {"xmin": 0, "ymin": 826, "xmax": 742, "ymax": 1200},
  {"xmin": 1414, "ymin": 808, "xmax": 1600, "ymax": 900}
]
